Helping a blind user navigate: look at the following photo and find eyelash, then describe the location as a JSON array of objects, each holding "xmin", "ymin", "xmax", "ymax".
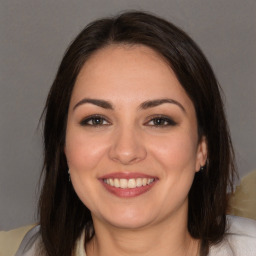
[
  {"xmin": 80, "ymin": 115, "xmax": 111, "ymax": 126},
  {"xmin": 145, "ymin": 115, "xmax": 177, "ymax": 127},
  {"xmin": 79, "ymin": 115, "xmax": 177, "ymax": 127}
]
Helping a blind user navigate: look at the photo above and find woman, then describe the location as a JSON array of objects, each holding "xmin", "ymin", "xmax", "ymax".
[{"xmin": 1, "ymin": 11, "xmax": 256, "ymax": 256}]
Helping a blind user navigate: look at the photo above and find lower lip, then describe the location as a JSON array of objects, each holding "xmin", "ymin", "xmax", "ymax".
[{"xmin": 100, "ymin": 180, "xmax": 157, "ymax": 198}]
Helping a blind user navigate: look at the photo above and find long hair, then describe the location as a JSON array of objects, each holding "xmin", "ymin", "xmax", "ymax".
[{"xmin": 39, "ymin": 11, "xmax": 236, "ymax": 256}]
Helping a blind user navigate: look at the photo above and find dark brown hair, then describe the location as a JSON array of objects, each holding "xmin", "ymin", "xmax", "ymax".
[{"xmin": 39, "ymin": 11, "xmax": 236, "ymax": 256}]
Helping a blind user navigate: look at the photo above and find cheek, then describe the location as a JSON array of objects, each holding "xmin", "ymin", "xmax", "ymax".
[
  {"xmin": 149, "ymin": 131, "xmax": 198, "ymax": 172},
  {"xmin": 65, "ymin": 130, "xmax": 109, "ymax": 173},
  {"xmin": 147, "ymin": 132, "xmax": 198, "ymax": 213},
  {"xmin": 65, "ymin": 130, "xmax": 110, "ymax": 209}
]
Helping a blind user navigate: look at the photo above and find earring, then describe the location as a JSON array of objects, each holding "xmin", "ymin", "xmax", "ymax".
[
  {"xmin": 200, "ymin": 159, "xmax": 209, "ymax": 172},
  {"xmin": 68, "ymin": 170, "xmax": 71, "ymax": 182}
]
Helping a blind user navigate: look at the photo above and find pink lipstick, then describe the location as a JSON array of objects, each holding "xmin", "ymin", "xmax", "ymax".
[{"xmin": 99, "ymin": 172, "xmax": 158, "ymax": 197}]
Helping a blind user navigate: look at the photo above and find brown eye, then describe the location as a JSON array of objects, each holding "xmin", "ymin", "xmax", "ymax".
[
  {"xmin": 146, "ymin": 116, "xmax": 177, "ymax": 127},
  {"xmin": 153, "ymin": 118, "xmax": 168, "ymax": 125},
  {"xmin": 80, "ymin": 115, "xmax": 110, "ymax": 126}
]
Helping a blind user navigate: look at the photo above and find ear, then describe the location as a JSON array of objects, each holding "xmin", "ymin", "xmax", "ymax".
[{"xmin": 195, "ymin": 136, "xmax": 208, "ymax": 172}]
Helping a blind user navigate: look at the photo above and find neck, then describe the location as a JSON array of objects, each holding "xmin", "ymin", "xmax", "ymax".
[{"xmin": 86, "ymin": 209, "xmax": 199, "ymax": 256}]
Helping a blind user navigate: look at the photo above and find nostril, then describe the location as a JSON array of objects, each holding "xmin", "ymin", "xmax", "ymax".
[
  {"xmin": 109, "ymin": 145, "xmax": 147, "ymax": 165},
  {"xmin": 108, "ymin": 130, "xmax": 147, "ymax": 164}
]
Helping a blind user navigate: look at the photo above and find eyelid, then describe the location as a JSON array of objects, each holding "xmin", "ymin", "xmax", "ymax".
[
  {"xmin": 79, "ymin": 114, "xmax": 111, "ymax": 126},
  {"xmin": 79, "ymin": 114, "xmax": 177, "ymax": 127},
  {"xmin": 144, "ymin": 115, "xmax": 177, "ymax": 127}
]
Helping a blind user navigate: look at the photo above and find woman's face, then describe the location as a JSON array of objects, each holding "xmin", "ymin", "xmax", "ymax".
[{"xmin": 65, "ymin": 45, "xmax": 207, "ymax": 229}]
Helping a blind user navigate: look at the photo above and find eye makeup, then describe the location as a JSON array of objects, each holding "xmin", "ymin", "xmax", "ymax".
[
  {"xmin": 79, "ymin": 114, "xmax": 111, "ymax": 126},
  {"xmin": 79, "ymin": 113, "xmax": 178, "ymax": 129},
  {"xmin": 144, "ymin": 115, "xmax": 178, "ymax": 128}
]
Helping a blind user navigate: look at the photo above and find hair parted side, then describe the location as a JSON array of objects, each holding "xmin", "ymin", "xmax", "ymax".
[{"xmin": 39, "ymin": 11, "xmax": 236, "ymax": 256}]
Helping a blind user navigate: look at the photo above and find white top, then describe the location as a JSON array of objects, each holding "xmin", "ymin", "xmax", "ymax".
[
  {"xmin": 208, "ymin": 215, "xmax": 256, "ymax": 256},
  {"xmin": 13, "ymin": 215, "xmax": 256, "ymax": 256}
]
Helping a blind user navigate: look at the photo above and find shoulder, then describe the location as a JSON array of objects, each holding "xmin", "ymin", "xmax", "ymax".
[
  {"xmin": 0, "ymin": 224, "xmax": 38, "ymax": 256},
  {"xmin": 226, "ymin": 215, "xmax": 256, "ymax": 236},
  {"xmin": 209, "ymin": 215, "xmax": 256, "ymax": 256}
]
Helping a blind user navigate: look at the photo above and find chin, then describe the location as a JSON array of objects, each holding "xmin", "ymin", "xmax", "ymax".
[
  {"xmin": 96, "ymin": 207, "xmax": 157, "ymax": 230},
  {"xmin": 107, "ymin": 216, "xmax": 153, "ymax": 230}
]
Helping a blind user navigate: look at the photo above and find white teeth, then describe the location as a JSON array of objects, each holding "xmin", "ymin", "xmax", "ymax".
[
  {"xmin": 120, "ymin": 179, "xmax": 127, "ymax": 188},
  {"xmin": 114, "ymin": 178, "xmax": 120, "ymax": 188},
  {"xmin": 128, "ymin": 179, "xmax": 136, "ymax": 188},
  {"xmin": 136, "ymin": 178, "xmax": 142, "ymax": 187},
  {"xmin": 147, "ymin": 178, "xmax": 154, "ymax": 185},
  {"xmin": 142, "ymin": 178, "xmax": 147, "ymax": 186},
  {"xmin": 104, "ymin": 177, "xmax": 155, "ymax": 189}
]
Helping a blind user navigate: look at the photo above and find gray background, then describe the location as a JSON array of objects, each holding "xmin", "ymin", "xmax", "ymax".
[{"xmin": 0, "ymin": 0, "xmax": 255, "ymax": 230}]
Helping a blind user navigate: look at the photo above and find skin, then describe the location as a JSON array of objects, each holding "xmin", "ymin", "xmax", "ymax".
[{"xmin": 65, "ymin": 44, "xmax": 207, "ymax": 256}]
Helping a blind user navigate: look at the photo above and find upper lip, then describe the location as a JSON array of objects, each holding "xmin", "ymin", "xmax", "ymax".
[{"xmin": 99, "ymin": 172, "xmax": 157, "ymax": 179}]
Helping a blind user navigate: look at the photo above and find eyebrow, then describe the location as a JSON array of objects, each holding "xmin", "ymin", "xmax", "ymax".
[
  {"xmin": 73, "ymin": 98, "xmax": 186, "ymax": 113},
  {"xmin": 139, "ymin": 98, "xmax": 186, "ymax": 113},
  {"xmin": 73, "ymin": 98, "xmax": 114, "ymax": 111}
]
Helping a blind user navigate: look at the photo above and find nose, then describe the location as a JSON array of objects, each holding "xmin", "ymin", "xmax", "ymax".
[{"xmin": 108, "ymin": 126, "xmax": 147, "ymax": 165}]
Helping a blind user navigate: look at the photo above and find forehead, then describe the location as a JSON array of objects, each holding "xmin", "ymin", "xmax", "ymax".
[
  {"xmin": 77, "ymin": 44, "xmax": 170, "ymax": 80},
  {"xmin": 71, "ymin": 44, "xmax": 194, "ymax": 111}
]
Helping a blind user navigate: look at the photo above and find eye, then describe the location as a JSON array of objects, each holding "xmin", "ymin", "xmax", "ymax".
[
  {"xmin": 80, "ymin": 115, "xmax": 110, "ymax": 126},
  {"xmin": 145, "ymin": 116, "xmax": 177, "ymax": 127}
]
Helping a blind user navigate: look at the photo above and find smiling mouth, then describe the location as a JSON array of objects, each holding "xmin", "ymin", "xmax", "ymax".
[
  {"xmin": 100, "ymin": 174, "xmax": 157, "ymax": 197},
  {"xmin": 103, "ymin": 178, "xmax": 155, "ymax": 189}
]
